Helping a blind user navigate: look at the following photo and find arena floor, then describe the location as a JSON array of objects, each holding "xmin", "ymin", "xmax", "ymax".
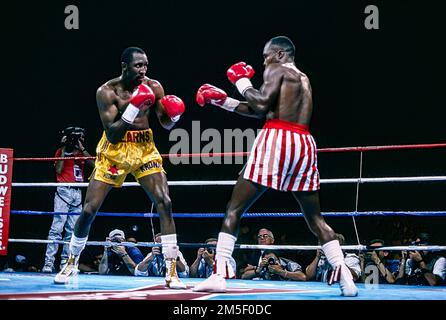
[{"xmin": 0, "ymin": 272, "xmax": 445, "ymax": 300}]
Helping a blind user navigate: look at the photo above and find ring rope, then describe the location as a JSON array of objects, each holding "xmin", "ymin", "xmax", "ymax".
[
  {"xmin": 11, "ymin": 176, "xmax": 446, "ymax": 188},
  {"xmin": 6, "ymin": 239, "xmax": 446, "ymax": 252},
  {"xmin": 11, "ymin": 142, "xmax": 446, "ymax": 162},
  {"xmin": 352, "ymin": 151, "xmax": 363, "ymax": 246},
  {"xmin": 10, "ymin": 210, "xmax": 446, "ymax": 217}
]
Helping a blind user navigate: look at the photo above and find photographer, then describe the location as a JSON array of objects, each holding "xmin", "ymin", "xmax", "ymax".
[
  {"xmin": 134, "ymin": 233, "xmax": 189, "ymax": 278},
  {"xmin": 190, "ymin": 238, "xmax": 236, "ymax": 278},
  {"xmin": 42, "ymin": 127, "xmax": 94, "ymax": 273},
  {"xmin": 401, "ymin": 233, "xmax": 446, "ymax": 286},
  {"xmin": 252, "ymin": 250, "xmax": 306, "ymax": 281},
  {"xmin": 99, "ymin": 229, "xmax": 144, "ymax": 276},
  {"xmin": 359, "ymin": 239, "xmax": 397, "ymax": 284},
  {"xmin": 305, "ymin": 233, "xmax": 361, "ymax": 283}
]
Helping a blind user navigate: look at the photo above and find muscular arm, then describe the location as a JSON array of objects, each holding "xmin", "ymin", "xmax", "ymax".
[
  {"xmin": 233, "ymin": 102, "xmax": 265, "ymax": 119},
  {"xmin": 235, "ymin": 65, "xmax": 283, "ymax": 118},
  {"xmin": 96, "ymin": 86, "xmax": 132, "ymax": 144}
]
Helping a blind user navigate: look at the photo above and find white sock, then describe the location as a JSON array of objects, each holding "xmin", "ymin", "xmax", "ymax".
[
  {"xmin": 215, "ymin": 232, "xmax": 237, "ymax": 277},
  {"xmin": 321, "ymin": 240, "xmax": 344, "ymax": 268},
  {"xmin": 69, "ymin": 235, "xmax": 88, "ymax": 256},
  {"xmin": 161, "ymin": 233, "xmax": 177, "ymax": 256},
  {"xmin": 216, "ymin": 232, "xmax": 237, "ymax": 260}
]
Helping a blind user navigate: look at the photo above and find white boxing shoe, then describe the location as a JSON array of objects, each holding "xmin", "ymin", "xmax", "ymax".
[
  {"xmin": 165, "ymin": 263, "xmax": 187, "ymax": 290},
  {"xmin": 329, "ymin": 264, "xmax": 358, "ymax": 297},
  {"xmin": 193, "ymin": 274, "xmax": 227, "ymax": 293},
  {"xmin": 54, "ymin": 254, "xmax": 79, "ymax": 284},
  {"xmin": 164, "ymin": 253, "xmax": 187, "ymax": 289}
]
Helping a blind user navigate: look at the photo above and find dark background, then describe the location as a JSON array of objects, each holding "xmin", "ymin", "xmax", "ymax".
[{"xmin": 1, "ymin": 0, "xmax": 445, "ymax": 269}]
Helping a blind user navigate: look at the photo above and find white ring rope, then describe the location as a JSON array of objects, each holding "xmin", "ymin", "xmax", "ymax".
[
  {"xmin": 7, "ymin": 239, "xmax": 446, "ymax": 252},
  {"xmin": 11, "ymin": 176, "xmax": 446, "ymax": 188}
]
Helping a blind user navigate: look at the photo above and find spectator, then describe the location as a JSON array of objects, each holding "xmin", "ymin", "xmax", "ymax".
[
  {"xmin": 305, "ymin": 233, "xmax": 361, "ymax": 283},
  {"xmin": 3, "ymin": 255, "xmax": 38, "ymax": 273},
  {"xmin": 402, "ymin": 233, "xmax": 446, "ymax": 286},
  {"xmin": 78, "ymin": 253, "xmax": 103, "ymax": 274},
  {"xmin": 42, "ymin": 127, "xmax": 94, "ymax": 273},
  {"xmin": 134, "ymin": 233, "xmax": 189, "ymax": 278},
  {"xmin": 190, "ymin": 238, "xmax": 236, "ymax": 278},
  {"xmin": 243, "ymin": 250, "xmax": 306, "ymax": 281},
  {"xmin": 98, "ymin": 229, "xmax": 144, "ymax": 276},
  {"xmin": 359, "ymin": 239, "xmax": 398, "ymax": 284},
  {"xmin": 239, "ymin": 228, "xmax": 275, "ymax": 279}
]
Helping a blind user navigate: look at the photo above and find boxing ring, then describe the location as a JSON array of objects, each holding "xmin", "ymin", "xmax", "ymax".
[{"xmin": 1, "ymin": 143, "xmax": 446, "ymax": 300}]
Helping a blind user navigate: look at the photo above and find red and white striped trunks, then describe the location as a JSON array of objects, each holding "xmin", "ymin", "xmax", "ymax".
[{"xmin": 243, "ymin": 119, "xmax": 320, "ymax": 191}]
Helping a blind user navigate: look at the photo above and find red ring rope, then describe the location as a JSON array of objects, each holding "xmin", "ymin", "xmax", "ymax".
[{"xmin": 12, "ymin": 142, "xmax": 446, "ymax": 161}]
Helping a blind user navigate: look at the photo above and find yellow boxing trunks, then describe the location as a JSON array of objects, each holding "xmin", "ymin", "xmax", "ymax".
[{"xmin": 91, "ymin": 129, "xmax": 165, "ymax": 187}]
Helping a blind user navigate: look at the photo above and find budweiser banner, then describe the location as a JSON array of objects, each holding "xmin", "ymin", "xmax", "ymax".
[{"xmin": 0, "ymin": 148, "xmax": 13, "ymax": 255}]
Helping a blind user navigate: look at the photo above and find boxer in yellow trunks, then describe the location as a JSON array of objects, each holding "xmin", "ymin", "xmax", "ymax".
[{"xmin": 55, "ymin": 47, "xmax": 186, "ymax": 289}]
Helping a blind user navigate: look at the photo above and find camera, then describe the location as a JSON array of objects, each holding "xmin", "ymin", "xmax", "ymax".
[
  {"xmin": 258, "ymin": 256, "xmax": 280, "ymax": 280},
  {"xmin": 110, "ymin": 236, "xmax": 122, "ymax": 243},
  {"xmin": 260, "ymin": 257, "xmax": 278, "ymax": 274},
  {"xmin": 268, "ymin": 257, "xmax": 277, "ymax": 265},
  {"xmin": 62, "ymin": 126, "xmax": 85, "ymax": 151}
]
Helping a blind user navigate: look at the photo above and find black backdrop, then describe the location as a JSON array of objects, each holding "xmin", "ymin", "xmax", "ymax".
[{"xmin": 1, "ymin": 0, "xmax": 445, "ymax": 269}]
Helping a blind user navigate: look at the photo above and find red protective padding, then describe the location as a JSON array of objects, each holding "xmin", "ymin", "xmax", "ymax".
[{"xmin": 0, "ymin": 148, "xmax": 13, "ymax": 255}]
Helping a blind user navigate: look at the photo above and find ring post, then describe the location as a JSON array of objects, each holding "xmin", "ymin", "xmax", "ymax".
[{"xmin": 0, "ymin": 148, "xmax": 13, "ymax": 256}]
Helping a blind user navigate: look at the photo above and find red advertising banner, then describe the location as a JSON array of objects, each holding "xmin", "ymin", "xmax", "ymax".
[{"xmin": 0, "ymin": 148, "xmax": 13, "ymax": 255}]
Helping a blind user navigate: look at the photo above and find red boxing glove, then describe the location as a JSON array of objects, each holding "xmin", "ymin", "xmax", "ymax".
[
  {"xmin": 160, "ymin": 95, "xmax": 185, "ymax": 122},
  {"xmin": 196, "ymin": 84, "xmax": 240, "ymax": 112},
  {"xmin": 122, "ymin": 84, "xmax": 156, "ymax": 124},
  {"xmin": 226, "ymin": 62, "xmax": 255, "ymax": 96},
  {"xmin": 130, "ymin": 84, "xmax": 155, "ymax": 108}
]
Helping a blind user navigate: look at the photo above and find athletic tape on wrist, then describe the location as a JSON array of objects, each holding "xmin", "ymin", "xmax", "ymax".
[
  {"xmin": 121, "ymin": 104, "xmax": 140, "ymax": 124},
  {"xmin": 211, "ymin": 97, "xmax": 240, "ymax": 112},
  {"xmin": 235, "ymin": 78, "xmax": 253, "ymax": 96}
]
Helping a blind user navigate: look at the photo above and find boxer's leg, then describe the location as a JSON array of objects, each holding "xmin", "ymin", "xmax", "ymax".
[
  {"xmin": 193, "ymin": 175, "xmax": 266, "ymax": 292},
  {"xmin": 139, "ymin": 172, "xmax": 186, "ymax": 289},
  {"xmin": 292, "ymin": 191, "xmax": 358, "ymax": 296}
]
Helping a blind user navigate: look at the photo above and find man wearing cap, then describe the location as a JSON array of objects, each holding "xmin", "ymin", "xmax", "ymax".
[{"xmin": 98, "ymin": 229, "xmax": 144, "ymax": 276}]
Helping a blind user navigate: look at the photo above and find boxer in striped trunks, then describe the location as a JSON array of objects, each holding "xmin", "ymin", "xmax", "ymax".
[{"xmin": 194, "ymin": 36, "xmax": 358, "ymax": 297}]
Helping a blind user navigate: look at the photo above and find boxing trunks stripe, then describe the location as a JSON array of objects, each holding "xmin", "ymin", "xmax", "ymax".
[{"xmin": 243, "ymin": 119, "xmax": 320, "ymax": 191}]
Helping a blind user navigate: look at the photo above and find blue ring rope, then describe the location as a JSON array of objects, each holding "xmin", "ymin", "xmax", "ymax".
[{"xmin": 10, "ymin": 210, "xmax": 446, "ymax": 217}]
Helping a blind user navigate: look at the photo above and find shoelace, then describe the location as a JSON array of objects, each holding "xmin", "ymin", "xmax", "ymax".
[{"xmin": 165, "ymin": 258, "xmax": 178, "ymax": 280}]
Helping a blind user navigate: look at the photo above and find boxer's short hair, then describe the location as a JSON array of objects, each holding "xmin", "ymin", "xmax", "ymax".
[{"xmin": 121, "ymin": 46, "xmax": 146, "ymax": 64}]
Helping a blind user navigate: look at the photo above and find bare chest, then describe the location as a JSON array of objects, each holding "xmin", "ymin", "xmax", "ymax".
[{"xmin": 114, "ymin": 88, "xmax": 133, "ymax": 112}]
